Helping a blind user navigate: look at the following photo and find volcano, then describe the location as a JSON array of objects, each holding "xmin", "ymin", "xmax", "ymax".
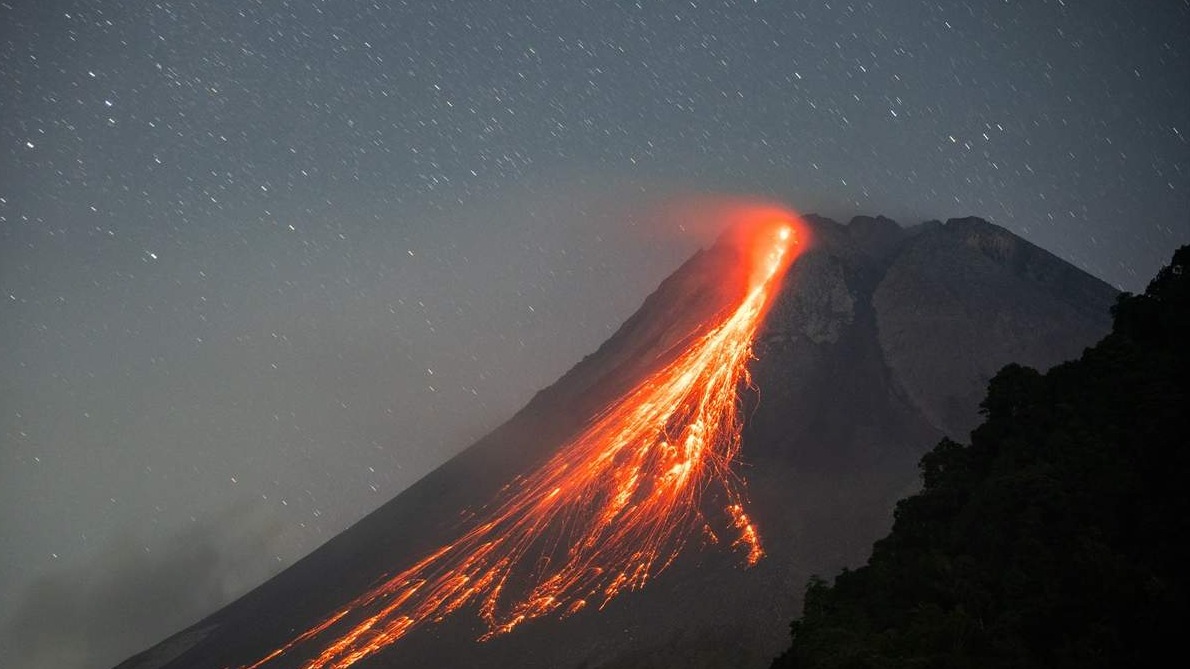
[{"xmin": 117, "ymin": 213, "xmax": 1117, "ymax": 669}]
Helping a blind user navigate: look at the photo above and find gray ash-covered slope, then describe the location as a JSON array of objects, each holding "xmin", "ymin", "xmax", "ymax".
[{"xmin": 118, "ymin": 215, "xmax": 1117, "ymax": 669}]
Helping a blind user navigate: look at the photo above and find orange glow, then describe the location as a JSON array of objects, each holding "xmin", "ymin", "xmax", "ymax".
[{"xmin": 239, "ymin": 207, "xmax": 807, "ymax": 669}]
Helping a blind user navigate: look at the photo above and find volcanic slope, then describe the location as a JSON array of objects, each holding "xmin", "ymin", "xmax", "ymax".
[{"xmin": 117, "ymin": 215, "xmax": 1117, "ymax": 669}]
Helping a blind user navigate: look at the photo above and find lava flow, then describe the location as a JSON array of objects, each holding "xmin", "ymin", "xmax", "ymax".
[{"xmin": 241, "ymin": 210, "xmax": 806, "ymax": 669}]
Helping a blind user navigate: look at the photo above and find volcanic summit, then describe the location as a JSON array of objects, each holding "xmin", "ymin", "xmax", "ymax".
[{"xmin": 117, "ymin": 213, "xmax": 1117, "ymax": 669}]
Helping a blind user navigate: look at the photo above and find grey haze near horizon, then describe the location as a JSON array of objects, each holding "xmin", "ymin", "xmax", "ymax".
[{"xmin": 1, "ymin": 1, "xmax": 1187, "ymax": 667}]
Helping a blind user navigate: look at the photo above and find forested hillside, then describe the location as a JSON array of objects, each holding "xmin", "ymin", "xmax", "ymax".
[{"xmin": 773, "ymin": 246, "xmax": 1189, "ymax": 668}]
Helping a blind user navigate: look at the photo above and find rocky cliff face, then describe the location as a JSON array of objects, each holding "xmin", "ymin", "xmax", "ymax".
[
  {"xmin": 117, "ymin": 215, "xmax": 1117, "ymax": 669},
  {"xmin": 873, "ymin": 217, "xmax": 1117, "ymax": 439}
]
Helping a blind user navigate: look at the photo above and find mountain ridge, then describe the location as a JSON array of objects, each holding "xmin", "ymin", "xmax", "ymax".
[{"xmin": 117, "ymin": 213, "xmax": 1118, "ymax": 669}]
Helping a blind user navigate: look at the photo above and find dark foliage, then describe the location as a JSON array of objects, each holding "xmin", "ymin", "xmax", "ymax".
[{"xmin": 772, "ymin": 246, "xmax": 1190, "ymax": 669}]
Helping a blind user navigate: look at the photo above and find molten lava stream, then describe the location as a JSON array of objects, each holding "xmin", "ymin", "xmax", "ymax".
[{"xmin": 240, "ymin": 213, "xmax": 805, "ymax": 669}]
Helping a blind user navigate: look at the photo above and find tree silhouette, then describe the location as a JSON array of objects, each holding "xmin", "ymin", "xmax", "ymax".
[{"xmin": 772, "ymin": 246, "xmax": 1190, "ymax": 669}]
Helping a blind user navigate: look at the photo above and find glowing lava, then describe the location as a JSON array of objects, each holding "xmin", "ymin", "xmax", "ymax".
[{"xmin": 241, "ymin": 209, "xmax": 806, "ymax": 669}]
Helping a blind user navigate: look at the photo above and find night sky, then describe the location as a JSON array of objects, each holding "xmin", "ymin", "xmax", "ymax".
[{"xmin": 2, "ymin": 1, "xmax": 1187, "ymax": 667}]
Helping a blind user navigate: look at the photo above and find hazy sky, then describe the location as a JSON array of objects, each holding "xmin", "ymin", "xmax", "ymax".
[{"xmin": 2, "ymin": 1, "xmax": 1187, "ymax": 667}]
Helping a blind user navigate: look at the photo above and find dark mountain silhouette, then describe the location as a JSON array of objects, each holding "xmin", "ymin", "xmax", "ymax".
[
  {"xmin": 771, "ymin": 245, "xmax": 1189, "ymax": 668},
  {"xmin": 116, "ymin": 215, "xmax": 1117, "ymax": 669}
]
